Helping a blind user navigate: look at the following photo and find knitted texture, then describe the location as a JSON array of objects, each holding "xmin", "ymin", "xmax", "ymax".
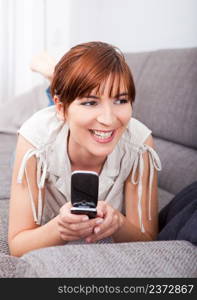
[
  {"xmin": 0, "ymin": 200, "xmax": 9, "ymax": 255},
  {"xmin": 15, "ymin": 241, "xmax": 197, "ymax": 278},
  {"xmin": 0, "ymin": 253, "xmax": 19, "ymax": 278}
]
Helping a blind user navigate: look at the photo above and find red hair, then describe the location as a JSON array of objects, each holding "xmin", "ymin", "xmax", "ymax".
[{"xmin": 50, "ymin": 41, "xmax": 135, "ymax": 108}]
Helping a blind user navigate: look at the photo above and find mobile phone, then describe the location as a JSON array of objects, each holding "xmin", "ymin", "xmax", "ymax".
[{"xmin": 70, "ymin": 170, "xmax": 99, "ymax": 218}]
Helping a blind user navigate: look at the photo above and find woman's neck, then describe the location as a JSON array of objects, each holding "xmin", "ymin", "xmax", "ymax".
[{"xmin": 67, "ymin": 136, "xmax": 107, "ymax": 174}]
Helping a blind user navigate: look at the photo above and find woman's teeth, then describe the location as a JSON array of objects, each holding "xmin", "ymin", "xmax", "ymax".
[{"xmin": 90, "ymin": 130, "xmax": 113, "ymax": 139}]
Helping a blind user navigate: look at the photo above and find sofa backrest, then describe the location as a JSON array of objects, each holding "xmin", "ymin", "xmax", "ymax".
[{"xmin": 125, "ymin": 48, "xmax": 197, "ymax": 150}]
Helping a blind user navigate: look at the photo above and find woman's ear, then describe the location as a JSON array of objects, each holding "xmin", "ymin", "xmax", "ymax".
[{"xmin": 54, "ymin": 96, "xmax": 65, "ymax": 121}]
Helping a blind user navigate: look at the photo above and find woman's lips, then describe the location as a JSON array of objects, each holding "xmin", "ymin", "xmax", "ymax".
[{"xmin": 89, "ymin": 129, "xmax": 115, "ymax": 143}]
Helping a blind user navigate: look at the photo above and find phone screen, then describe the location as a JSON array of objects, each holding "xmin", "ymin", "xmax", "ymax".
[{"xmin": 70, "ymin": 171, "xmax": 99, "ymax": 218}]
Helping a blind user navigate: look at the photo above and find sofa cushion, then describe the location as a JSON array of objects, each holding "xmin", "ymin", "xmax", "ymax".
[
  {"xmin": 154, "ymin": 137, "xmax": 197, "ymax": 195},
  {"xmin": 0, "ymin": 133, "xmax": 17, "ymax": 199},
  {"xmin": 0, "ymin": 199, "xmax": 10, "ymax": 255},
  {"xmin": 125, "ymin": 48, "xmax": 197, "ymax": 149},
  {"xmin": 14, "ymin": 241, "xmax": 197, "ymax": 278},
  {"xmin": 158, "ymin": 188, "xmax": 174, "ymax": 211},
  {"xmin": 124, "ymin": 51, "xmax": 151, "ymax": 83},
  {"xmin": 0, "ymin": 84, "xmax": 48, "ymax": 135},
  {"xmin": 0, "ymin": 253, "xmax": 20, "ymax": 278}
]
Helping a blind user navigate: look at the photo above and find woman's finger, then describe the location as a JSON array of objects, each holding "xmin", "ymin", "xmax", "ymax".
[
  {"xmin": 86, "ymin": 226, "xmax": 114, "ymax": 243},
  {"xmin": 85, "ymin": 210, "xmax": 119, "ymax": 243},
  {"xmin": 96, "ymin": 201, "xmax": 107, "ymax": 218},
  {"xmin": 59, "ymin": 203, "xmax": 90, "ymax": 223}
]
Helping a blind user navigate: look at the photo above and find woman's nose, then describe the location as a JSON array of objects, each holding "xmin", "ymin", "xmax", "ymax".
[{"xmin": 96, "ymin": 105, "xmax": 116, "ymax": 126}]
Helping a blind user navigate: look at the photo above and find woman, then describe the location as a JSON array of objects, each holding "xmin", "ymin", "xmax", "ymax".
[{"xmin": 8, "ymin": 41, "xmax": 161, "ymax": 257}]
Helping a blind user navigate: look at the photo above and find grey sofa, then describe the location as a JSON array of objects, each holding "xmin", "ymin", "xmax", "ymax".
[{"xmin": 0, "ymin": 47, "xmax": 197, "ymax": 278}]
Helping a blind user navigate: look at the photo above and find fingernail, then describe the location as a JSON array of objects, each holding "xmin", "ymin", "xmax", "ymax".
[
  {"xmin": 96, "ymin": 218, "xmax": 103, "ymax": 224},
  {"xmin": 82, "ymin": 216, "xmax": 89, "ymax": 221},
  {"xmin": 94, "ymin": 227, "xmax": 100, "ymax": 234}
]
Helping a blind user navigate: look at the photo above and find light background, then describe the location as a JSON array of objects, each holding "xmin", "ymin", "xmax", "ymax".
[{"xmin": 0, "ymin": 0, "xmax": 197, "ymax": 102}]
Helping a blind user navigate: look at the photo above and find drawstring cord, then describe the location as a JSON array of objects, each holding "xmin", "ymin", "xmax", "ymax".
[
  {"xmin": 17, "ymin": 147, "xmax": 47, "ymax": 224},
  {"xmin": 131, "ymin": 144, "xmax": 162, "ymax": 232}
]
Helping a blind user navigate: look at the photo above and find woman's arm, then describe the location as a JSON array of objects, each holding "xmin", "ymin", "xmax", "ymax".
[
  {"xmin": 112, "ymin": 134, "xmax": 158, "ymax": 242},
  {"xmin": 8, "ymin": 135, "xmax": 65, "ymax": 257}
]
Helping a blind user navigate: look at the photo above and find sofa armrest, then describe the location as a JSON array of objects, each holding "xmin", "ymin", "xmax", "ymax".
[{"xmin": 14, "ymin": 241, "xmax": 197, "ymax": 278}]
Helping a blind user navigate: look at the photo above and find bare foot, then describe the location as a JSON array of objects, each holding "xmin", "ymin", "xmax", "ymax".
[{"xmin": 30, "ymin": 51, "xmax": 56, "ymax": 81}]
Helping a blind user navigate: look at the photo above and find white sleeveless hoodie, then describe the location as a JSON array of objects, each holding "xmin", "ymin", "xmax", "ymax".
[{"xmin": 17, "ymin": 106, "xmax": 162, "ymax": 232}]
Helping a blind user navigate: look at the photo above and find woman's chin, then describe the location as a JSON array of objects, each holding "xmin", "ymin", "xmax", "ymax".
[{"xmin": 88, "ymin": 146, "xmax": 114, "ymax": 159}]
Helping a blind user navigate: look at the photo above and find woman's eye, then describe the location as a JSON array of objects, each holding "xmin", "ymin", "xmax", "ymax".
[
  {"xmin": 80, "ymin": 101, "xmax": 97, "ymax": 106},
  {"xmin": 114, "ymin": 99, "xmax": 129, "ymax": 104}
]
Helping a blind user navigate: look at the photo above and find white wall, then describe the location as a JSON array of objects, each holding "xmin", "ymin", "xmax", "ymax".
[
  {"xmin": 45, "ymin": 0, "xmax": 71, "ymax": 61},
  {"xmin": 0, "ymin": 0, "xmax": 46, "ymax": 101},
  {"xmin": 1, "ymin": 0, "xmax": 196, "ymax": 101},
  {"xmin": 46, "ymin": 0, "xmax": 197, "ymax": 60}
]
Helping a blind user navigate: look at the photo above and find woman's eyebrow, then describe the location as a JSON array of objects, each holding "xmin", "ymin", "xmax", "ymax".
[
  {"xmin": 114, "ymin": 92, "xmax": 128, "ymax": 98},
  {"xmin": 86, "ymin": 93, "xmax": 128, "ymax": 99},
  {"xmin": 86, "ymin": 95, "xmax": 99, "ymax": 99}
]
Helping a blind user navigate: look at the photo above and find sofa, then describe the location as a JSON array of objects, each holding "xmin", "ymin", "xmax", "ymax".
[{"xmin": 0, "ymin": 47, "xmax": 197, "ymax": 278}]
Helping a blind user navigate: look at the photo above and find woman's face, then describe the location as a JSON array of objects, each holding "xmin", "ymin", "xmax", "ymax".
[{"xmin": 60, "ymin": 76, "xmax": 132, "ymax": 159}]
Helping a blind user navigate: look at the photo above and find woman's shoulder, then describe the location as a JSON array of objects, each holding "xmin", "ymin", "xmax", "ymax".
[
  {"xmin": 17, "ymin": 106, "xmax": 64, "ymax": 148},
  {"xmin": 111, "ymin": 118, "xmax": 153, "ymax": 175},
  {"xmin": 124, "ymin": 117, "xmax": 152, "ymax": 146}
]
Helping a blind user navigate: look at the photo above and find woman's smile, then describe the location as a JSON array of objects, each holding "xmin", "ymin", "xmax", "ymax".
[{"xmin": 89, "ymin": 129, "xmax": 115, "ymax": 143}]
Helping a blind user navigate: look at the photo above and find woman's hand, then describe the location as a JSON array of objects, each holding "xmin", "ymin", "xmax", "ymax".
[
  {"xmin": 85, "ymin": 201, "xmax": 124, "ymax": 243},
  {"xmin": 57, "ymin": 202, "xmax": 104, "ymax": 242}
]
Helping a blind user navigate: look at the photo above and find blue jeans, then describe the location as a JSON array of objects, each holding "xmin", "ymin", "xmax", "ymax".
[{"xmin": 46, "ymin": 86, "xmax": 54, "ymax": 106}]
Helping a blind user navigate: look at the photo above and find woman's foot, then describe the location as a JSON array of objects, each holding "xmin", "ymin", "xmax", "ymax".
[{"xmin": 30, "ymin": 51, "xmax": 56, "ymax": 81}]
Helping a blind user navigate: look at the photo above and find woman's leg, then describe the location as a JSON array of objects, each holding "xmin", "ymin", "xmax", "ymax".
[
  {"xmin": 30, "ymin": 51, "xmax": 56, "ymax": 82},
  {"xmin": 30, "ymin": 52, "xmax": 56, "ymax": 106},
  {"xmin": 46, "ymin": 86, "xmax": 54, "ymax": 106}
]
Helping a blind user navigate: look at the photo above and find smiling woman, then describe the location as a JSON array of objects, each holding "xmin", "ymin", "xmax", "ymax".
[{"xmin": 8, "ymin": 41, "xmax": 162, "ymax": 257}]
